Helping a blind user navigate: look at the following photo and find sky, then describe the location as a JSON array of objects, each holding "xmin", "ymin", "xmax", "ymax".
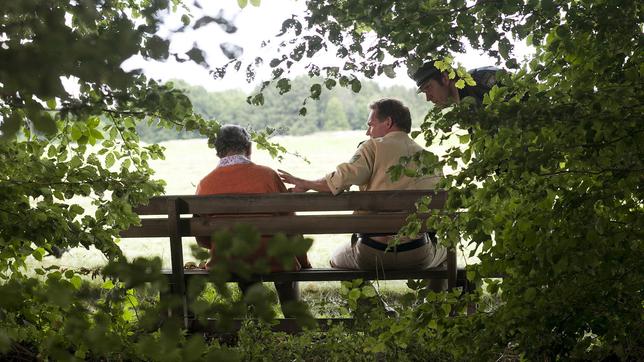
[{"xmin": 122, "ymin": 0, "xmax": 531, "ymax": 93}]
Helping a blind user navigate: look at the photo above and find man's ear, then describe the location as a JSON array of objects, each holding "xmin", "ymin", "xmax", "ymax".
[
  {"xmin": 440, "ymin": 72, "xmax": 451, "ymax": 86},
  {"xmin": 385, "ymin": 117, "xmax": 394, "ymax": 128}
]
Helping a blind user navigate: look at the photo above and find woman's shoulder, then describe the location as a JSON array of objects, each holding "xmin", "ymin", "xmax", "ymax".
[{"xmin": 245, "ymin": 163, "xmax": 280, "ymax": 177}]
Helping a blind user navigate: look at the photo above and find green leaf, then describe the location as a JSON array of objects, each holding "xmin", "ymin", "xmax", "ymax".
[
  {"xmin": 350, "ymin": 79, "xmax": 362, "ymax": 93},
  {"xmin": 47, "ymin": 145, "xmax": 57, "ymax": 158},
  {"xmin": 310, "ymin": 83, "xmax": 322, "ymax": 99},
  {"xmin": 324, "ymin": 78, "xmax": 336, "ymax": 90},
  {"xmin": 348, "ymin": 288, "xmax": 361, "ymax": 301},
  {"xmin": 186, "ymin": 47, "xmax": 206, "ymax": 65},
  {"xmin": 69, "ymin": 204, "xmax": 84, "ymax": 215},
  {"xmin": 71, "ymin": 125, "xmax": 83, "ymax": 141},
  {"xmin": 276, "ymin": 78, "xmax": 291, "ymax": 94},
  {"xmin": 122, "ymin": 159, "xmax": 132, "ymax": 170},
  {"xmin": 105, "ymin": 153, "xmax": 115, "ymax": 168},
  {"xmin": 382, "ymin": 65, "xmax": 396, "ymax": 78},
  {"xmin": 0, "ymin": 112, "xmax": 22, "ymax": 140},
  {"xmin": 90, "ymin": 129, "xmax": 103, "ymax": 139},
  {"xmin": 237, "ymin": 0, "xmax": 248, "ymax": 8},
  {"xmin": 87, "ymin": 117, "xmax": 100, "ymax": 128},
  {"xmin": 102, "ymin": 280, "xmax": 115, "ymax": 290},
  {"xmin": 46, "ymin": 98, "xmax": 57, "ymax": 110},
  {"xmin": 250, "ymin": 0, "xmax": 261, "ymax": 6},
  {"xmin": 32, "ymin": 248, "xmax": 46, "ymax": 261},
  {"xmin": 362, "ymin": 285, "xmax": 377, "ymax": 298},
  {"xmin": 181, "ymin": 14, "xmax": 190, "ymax": 26},
  {"xmin": 441, "ymin": 303, "xmax": 451, "ymax": 315},
  {"xmin": 525, "ymin": 287, "xmax": 537, "ymax": 301}
]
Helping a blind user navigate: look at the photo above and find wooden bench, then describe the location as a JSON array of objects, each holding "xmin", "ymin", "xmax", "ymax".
[{"xmin": 120, "ymin": 190, "xmax": 470, "ymax": 328}]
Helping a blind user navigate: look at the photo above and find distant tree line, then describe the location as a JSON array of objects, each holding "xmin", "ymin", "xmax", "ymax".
[{"xmin": 137, "ymin": 76, "xmax": 428, "ymax": 142}]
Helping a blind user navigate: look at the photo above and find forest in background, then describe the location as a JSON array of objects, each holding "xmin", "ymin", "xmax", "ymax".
[{"xmin": 137, "ymin": 76, "xmax": 429, "ymax": 142}]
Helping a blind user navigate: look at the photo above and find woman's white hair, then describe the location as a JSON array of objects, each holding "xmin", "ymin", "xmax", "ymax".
[{"xmin": 214, "ymin": 124, "xmax": 251, "ymax": 157}]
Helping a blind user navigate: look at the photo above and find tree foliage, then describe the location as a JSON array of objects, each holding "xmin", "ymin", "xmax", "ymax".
[
  {"xmin": 1, "ymin": 0, "xmax": 642, "ymax": 360},
  {"xmin": 231, "ymin": 0, "xmax": 643, "ymax": 360},
  {"xmin": 0, "ymin": 1, "xmax": 289, "ymax": 359}
]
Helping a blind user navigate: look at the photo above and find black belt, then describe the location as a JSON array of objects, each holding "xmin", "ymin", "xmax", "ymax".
[{"xmin": 358, "ymin": 233, "xmax": 429, "ymax": 252}]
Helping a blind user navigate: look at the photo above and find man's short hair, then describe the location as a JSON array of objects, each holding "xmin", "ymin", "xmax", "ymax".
[
  {"xmin": 214, "ymin": 124, "xmax": 251, "ymax": 158},
  {"xmin": 369, "ymin": 98, "xmax": 412, "ymax": 133},
  {"xmin": 410, "ymin": 60, "xmax": 444, "ymax": 92}
]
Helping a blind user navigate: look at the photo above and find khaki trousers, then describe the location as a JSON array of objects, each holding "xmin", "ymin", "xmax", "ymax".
[{"xmin": 329, "ymin": 238, "xmax": 447, "ymax": 271}]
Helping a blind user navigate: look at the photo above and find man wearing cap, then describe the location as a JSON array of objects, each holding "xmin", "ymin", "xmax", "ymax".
[
  {"xmin": 411, "ymin": 60, "xmax": 499, "ymax": 107},
  {"xmin": 278, "ymin": 98, "xmax": 446, "ymax": 271}
]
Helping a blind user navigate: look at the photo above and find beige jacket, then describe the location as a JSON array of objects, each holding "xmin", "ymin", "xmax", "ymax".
[{"xmin": 325, "ymin": 131, "xmax": 441, "ymax": 194}]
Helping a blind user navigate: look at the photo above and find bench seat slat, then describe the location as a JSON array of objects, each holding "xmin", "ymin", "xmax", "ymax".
[
  {"xmin": 120, "ymin": 214, "xmax": 429, "ymax": 238},
  {"xmin": 132, "ymin": 190, "xmax": 446, "ymax": 215},
  {"xmin": 168, "ymin": 268, "xmax": 466, "ymax": 282}
]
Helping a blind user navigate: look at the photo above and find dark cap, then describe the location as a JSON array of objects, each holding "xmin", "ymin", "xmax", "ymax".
[{"xmin": 410, "ymin": 60, "xmax": 442, "ymax": 92}]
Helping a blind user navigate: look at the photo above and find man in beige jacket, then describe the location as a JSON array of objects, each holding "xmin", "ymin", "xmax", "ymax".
[{"xmin": 279, "ymin": 98, "xmax": 446, "ymax": 271}]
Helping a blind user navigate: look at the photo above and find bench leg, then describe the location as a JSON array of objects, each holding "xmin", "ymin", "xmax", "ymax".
[
  {"xmin": 466, "ymin": 278, "xmax": 478, "ymax": 315},
  {"xmin": 160, "ymin": 274, "xmax": 189, "ymax": 328},
  {"xmin": 428, "ymin": 278, "xmax": 447, "ymax": 292}
]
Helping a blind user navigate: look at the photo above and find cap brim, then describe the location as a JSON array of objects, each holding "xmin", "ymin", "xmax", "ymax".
[{"xmin": 416, "ymin": 79, "xmax": 429, "ymax": 94}]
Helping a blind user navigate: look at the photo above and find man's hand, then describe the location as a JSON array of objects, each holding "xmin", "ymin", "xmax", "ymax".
[
  {"xmin": 278, "ymin": 169, "xmax": 309, "ymax": 192},
  {"xmin": 278, "ymin": 169, "xmax": 333, "ymax": 193}
]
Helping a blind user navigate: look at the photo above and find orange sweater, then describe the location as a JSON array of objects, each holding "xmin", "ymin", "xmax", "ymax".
[
  {"xmin": 196, "ymin": 163, "xmax": 306, "ymax": 272},
  {"xmin": 196, "ymin": 163, "xmax": 287, "ymax": 196}
]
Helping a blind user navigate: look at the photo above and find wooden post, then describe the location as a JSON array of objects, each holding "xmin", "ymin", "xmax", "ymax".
[
  {"xmin": 447, "ymin": 248, "xmax": 457, "ymax": 290},
  {"xmin": 168, "ymin": 197, "xmax": 188, "ymax": 328},
  {"xmin": 466, "ymin": 278, "xmax": 477, "ymax": 315}
]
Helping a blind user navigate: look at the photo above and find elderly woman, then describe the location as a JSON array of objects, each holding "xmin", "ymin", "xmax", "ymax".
[{"xmin": 195, "ymin": 124, "xmax": 310, "ymax": 315}]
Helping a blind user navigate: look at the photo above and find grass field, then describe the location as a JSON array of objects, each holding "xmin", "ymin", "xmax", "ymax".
[{"xmin": 33, "ymin": 130, "xmax": 475, "ymax": 297}]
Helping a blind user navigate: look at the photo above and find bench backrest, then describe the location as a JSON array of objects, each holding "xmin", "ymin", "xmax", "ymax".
[
  {"xmin": 121, "ymin": 190, "xmax": 447, "ymax": 238},
  {"xmin": 120, "ymin": 190, "xmax": 455, "ymax": 294}
]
